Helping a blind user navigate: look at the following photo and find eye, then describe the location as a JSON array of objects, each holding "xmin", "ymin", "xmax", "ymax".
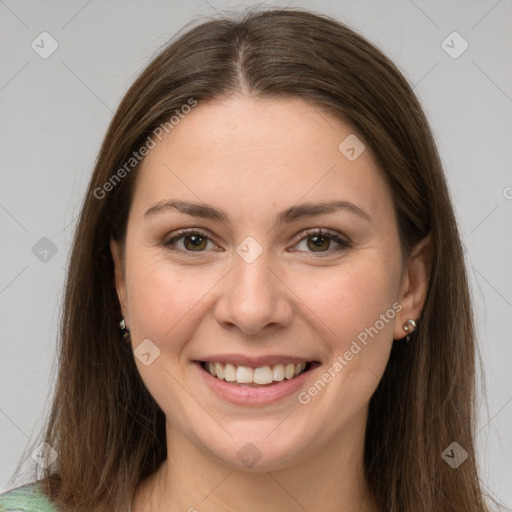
[
  {"xmin": 163, "ymin": 229, "xmax": 218, "ymax": 253},
  {"xmin": 162, "ymin": 228, "xmax": 351, "ymax": 256},
  {"xmin": 291, "ymin": 228, "xmax": 351, "ymax": 256}
]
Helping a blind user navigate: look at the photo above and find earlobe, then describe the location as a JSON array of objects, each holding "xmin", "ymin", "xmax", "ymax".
[
  {"xmin": 393, "ymin": 234, "xmax": 433, "ymax": 340},
  {"xmin": 110, "ymin": 239, "xmax": 128, "ymax": 314}
]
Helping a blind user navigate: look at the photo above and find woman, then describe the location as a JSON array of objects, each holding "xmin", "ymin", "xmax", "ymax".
[{"xmin": 0, "ymin": 6, "xmax": 496, "ymax": 512}]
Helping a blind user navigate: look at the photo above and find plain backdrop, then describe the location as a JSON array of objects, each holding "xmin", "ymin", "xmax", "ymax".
[{"xmin": 1, "ymin": 0, "xmax": 511, "ymax": 507}]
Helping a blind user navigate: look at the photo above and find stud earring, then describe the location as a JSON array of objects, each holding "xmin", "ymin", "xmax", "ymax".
[
  {"xmin": 402, "ymin": 319, "xmax": 416, "ymax": 342},
  {"xmin": 120, "ymin": 317, "xmax": 130, "ymax": 341}
]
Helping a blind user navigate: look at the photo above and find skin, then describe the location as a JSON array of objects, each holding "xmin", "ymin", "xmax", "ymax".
[{"xmin": 111, "ymin": 95, "xmax": 431, "ymax": 512}]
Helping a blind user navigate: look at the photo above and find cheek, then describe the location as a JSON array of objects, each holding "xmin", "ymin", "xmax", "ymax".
[
  {"xmin": 293, "ymin": 255, "xmax": 400, "ymax": 365},
  {"xmin": 305, "ymin": 261, "xmax": 398, "ymax": 327},
  {"xmin": 124, "ymin": 251, "xmax": 219, "ymax": 341},
  {"xmin": 291, "ymin": 258, "xmax": 401, "ymax": 431}
]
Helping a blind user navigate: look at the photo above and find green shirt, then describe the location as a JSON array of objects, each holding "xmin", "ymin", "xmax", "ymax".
[
  {"xmin": 0, "ymin": 482, "xmax": 132, "ymax": 512},
  {"xmin": 0, "ymin": 482, "xmax": 57, "ymax": 512}
]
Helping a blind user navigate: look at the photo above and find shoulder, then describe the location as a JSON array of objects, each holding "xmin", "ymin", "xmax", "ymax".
[{"xmin": 0, "ymin": 481, "xmax": 58, "ymax": 511}]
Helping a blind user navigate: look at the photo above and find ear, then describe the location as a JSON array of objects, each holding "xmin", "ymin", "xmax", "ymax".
[
  {"xmin": 393, "ymin": 234, "xmax": 433, "ymax": 340},
  {"xmin": 110, "ymin": 239, "xmax": 128, "ymax": 317}
]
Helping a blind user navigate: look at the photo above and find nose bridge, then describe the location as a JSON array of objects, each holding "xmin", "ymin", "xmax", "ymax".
[{"xmin": 215, "ymin": 239, "xmax": 292, "ymax": 334}]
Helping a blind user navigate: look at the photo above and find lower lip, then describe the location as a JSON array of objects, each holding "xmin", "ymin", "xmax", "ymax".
[{"xmin": 193, "ymin": 362, "xmax": 318, "ymax": 406}]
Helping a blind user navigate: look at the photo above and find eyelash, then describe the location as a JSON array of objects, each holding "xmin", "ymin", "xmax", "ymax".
[{"xmin": 162, "ymin": 228, "xmax": 351, "ymax": 257}]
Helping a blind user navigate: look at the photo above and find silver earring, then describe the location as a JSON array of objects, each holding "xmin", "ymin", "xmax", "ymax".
[
  {"xmin": 120, "ymin": 317, "xmax": 130, "ymax": 341},
  {"xmin": 402, "ymin": 319, "xmax": 416, "ymax": 342}
]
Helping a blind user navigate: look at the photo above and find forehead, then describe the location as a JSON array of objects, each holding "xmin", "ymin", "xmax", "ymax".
[{"xmin": 131, "ymin": 95, "xmax": 393, "ymax": 223}]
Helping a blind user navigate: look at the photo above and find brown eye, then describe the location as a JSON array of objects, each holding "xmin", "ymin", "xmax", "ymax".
[
  {"xmin": 292, "ymin": 228, "xmax": 351, "ymax": 256},
  {"xmin": 183, "ymin": 234, "xmax": 207, "ymax": 251},
  {"xmin": 163, "ymin": 230, "xmax": 216, "ymax": 253},
  {"xmin": 306, "ymin": 234, "xmax": 331, "ymax": 252}
]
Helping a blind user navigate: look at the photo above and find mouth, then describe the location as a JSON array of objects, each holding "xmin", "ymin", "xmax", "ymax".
[{"xmin": 197, "ymin": 360, "xmax": 319, "ymax": 387}]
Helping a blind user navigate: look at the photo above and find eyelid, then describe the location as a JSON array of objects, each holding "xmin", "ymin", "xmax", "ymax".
[{"xmin": 165, "ymin": 227, "xmax": 214, "ymax": 241}]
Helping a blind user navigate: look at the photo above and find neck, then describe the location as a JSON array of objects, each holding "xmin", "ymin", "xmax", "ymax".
[{"xmin": 132, "ymin": 409, "xmax": 377, "ymax": 512}]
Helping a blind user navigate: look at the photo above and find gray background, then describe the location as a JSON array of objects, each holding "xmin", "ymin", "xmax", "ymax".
[{"xmin": 1, "ymin": 0, "xmax": 511, "ymax": 506}]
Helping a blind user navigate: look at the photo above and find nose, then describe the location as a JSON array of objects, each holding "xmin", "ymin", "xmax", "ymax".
[{"xmin": 214, "ymin": 250, "xmax": 293, "ymax": 335}]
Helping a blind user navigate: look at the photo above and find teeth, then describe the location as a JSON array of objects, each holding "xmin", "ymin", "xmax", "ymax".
[
  {"xmin": 203, "ymin": 361, "xmax": 308, "ymax": 384},
  {"xmin": 215, "ymin": 362, "xmax": 224, "ymax": 379},
  {"xmin": 254, "ymin": 366, "xmax": 273, "ymax": 384},
  {"xmin": 236, "ymin": 366, "xmax": 253, "ymax": 383},
  {"xmin": 284, "ymin": 363, "xmax": 295, "ymax": 380},
  {"xmin": 272, "ymin": 364, "xmax": 285, "ymax": 382},
  {"xmin": 224, "ymin": 363, "xmax": 236, "ymax": 382}
]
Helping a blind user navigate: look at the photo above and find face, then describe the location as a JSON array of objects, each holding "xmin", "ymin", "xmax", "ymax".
[{"xmin": 112, "ymin": 95, "xmax": 426, "ymax": 472}]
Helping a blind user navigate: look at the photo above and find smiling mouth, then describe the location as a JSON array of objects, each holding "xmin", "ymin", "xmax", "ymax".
[{"xmin": 198, "ymin": 361, "xmax": 318, "ymax": 387}]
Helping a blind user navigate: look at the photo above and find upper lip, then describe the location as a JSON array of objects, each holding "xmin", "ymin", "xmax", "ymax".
[{"xmin": 195, "ymin": 354, "xmax": 318, "ymax": 367}]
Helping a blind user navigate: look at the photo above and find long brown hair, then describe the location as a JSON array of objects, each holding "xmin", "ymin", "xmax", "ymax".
[{"xmin": 10, "ymin": 7, "xmax": 492, "ymax": 511}]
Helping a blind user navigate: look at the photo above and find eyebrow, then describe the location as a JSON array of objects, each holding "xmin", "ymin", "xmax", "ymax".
[{"xmin": 144, "ymin": 199, "xmax": 371, "ymax": 224}]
